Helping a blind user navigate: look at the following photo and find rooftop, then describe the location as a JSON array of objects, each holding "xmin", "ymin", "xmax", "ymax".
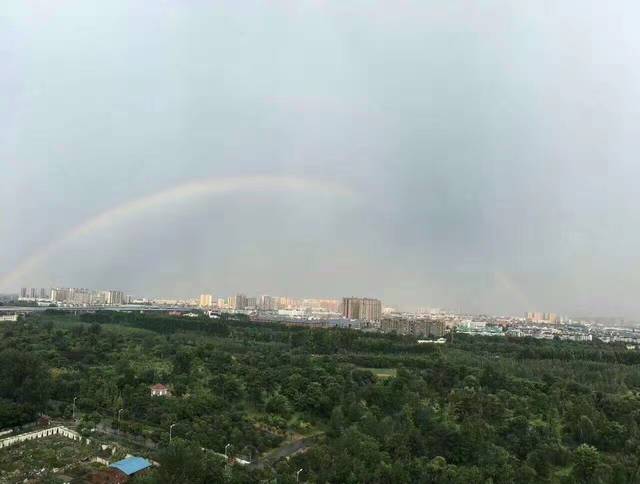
[{"xmin": 110, "ymin": 456, "xmax": 152, "ymax": 476}]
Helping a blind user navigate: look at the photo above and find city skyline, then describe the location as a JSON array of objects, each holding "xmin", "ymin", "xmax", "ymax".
[
  {"xmin": 11, "ymin": 284, "xmax": 581, "ymax": 322},
  {"xmin": 11, "ymin": 284, "xmax": 633, "ymax": 323}
]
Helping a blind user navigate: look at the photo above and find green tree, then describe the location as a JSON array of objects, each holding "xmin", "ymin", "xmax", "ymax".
[
  {"xmin": 571, "ymin": 444, "xmax": 610, "ymax": 484},
  {"xmin": 156, "ymin": 439, "xmax": 224, "ymax": 484}
]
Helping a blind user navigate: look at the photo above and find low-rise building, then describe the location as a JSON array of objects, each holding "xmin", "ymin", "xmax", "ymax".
[
  {"xmin": 418, "ymin": 338, "xmax": 447, "ymax": 344},
  {"xmin": 150, "ymin": 384, "xmax": 171, "ymax": 397},
  {"xmin": 380, "ymin": 318, "xmax": 445, "ymax": 338},
  {"xmin": 91, "ymin": 456, "xmax": 153, "ymax": 484}
]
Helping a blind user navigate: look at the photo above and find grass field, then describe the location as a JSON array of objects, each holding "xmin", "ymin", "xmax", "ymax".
[{"xmin": 359, "ymin": 367, "xmax": 398, "ymax": 378}]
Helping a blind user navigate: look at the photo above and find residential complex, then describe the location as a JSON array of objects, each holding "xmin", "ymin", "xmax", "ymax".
[
  {"xmin": 19, "ymin": 287, "xmax": 49, "ymax": 299},
  {"xmin": 342, "ymin": 297, "xmax": 382, "ymax": 322},
  {"xmin": 199, "ymin": 294, "xmax": 214, "ymax": 308},
  {"xmin": 526, "ymin": 312, "xmax": 559, "ymax": 324},
  {"xmin": 228, "ymin": 294, "xmax": 249, "ymax": 310},
  {"xmin": 23, "ymin": 287, "xmax": 128, "ymax": 306}
]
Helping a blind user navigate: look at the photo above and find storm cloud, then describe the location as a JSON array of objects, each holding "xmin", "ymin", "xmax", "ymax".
[{"xmin": 3, "ymin": 1, "xmax": 640, "ymax": 317}]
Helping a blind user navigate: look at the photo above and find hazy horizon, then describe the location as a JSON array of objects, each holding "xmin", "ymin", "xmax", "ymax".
[{"xmin": 4, "ymin": 2, "xmax": 640, "ymax": 317}]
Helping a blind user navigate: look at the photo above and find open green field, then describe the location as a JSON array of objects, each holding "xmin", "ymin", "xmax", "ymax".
[{"xmin": 358, "ymin": 367, "xmax": 398, "ymax": 378}]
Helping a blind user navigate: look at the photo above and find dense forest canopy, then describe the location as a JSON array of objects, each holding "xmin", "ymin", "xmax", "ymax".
[{"xmin": 1, "ymin": 311, "xmax": 640, "ymax": 483}]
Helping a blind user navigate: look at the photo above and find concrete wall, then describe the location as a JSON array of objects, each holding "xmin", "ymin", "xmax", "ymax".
[{"xmin": 0, "ymin": 426, "xmax": 83, "ymax": 449}]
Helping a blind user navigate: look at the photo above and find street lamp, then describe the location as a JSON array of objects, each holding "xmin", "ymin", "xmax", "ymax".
[
  {"xmin": 224, "ymin": 443, "xmax": 231, "ymax": 459},
  {"xmin": 169, "ymin": 423, "xmax": 177, "ymax": 443},
  {"xmin": 72, "ymin": 396, "xmax": 78, "ymax": 420},
  {"xmin": 296, "ymin": 468, "xmax": 303, "ymax": 483},
  {"xmin": 117, "ymin": 409, "xmax": 124, "ymax": 431}
]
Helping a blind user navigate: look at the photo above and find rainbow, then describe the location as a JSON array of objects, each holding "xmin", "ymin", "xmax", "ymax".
[{"xmin": 1, "ymin": 175, "xmax": 353, "ymax": 291}]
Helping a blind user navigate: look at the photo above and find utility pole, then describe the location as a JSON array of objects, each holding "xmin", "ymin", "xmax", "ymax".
[
  {"xmin": 72, "ymin": 396, "xmax": 78, "ymax": 420},
  {"xmin": 169, "ymin": 423, "xmax": 176, "ymax": 443},
  {"xmin": 296, "ymin": 468, "xmax": 303, "ymax": 483}
]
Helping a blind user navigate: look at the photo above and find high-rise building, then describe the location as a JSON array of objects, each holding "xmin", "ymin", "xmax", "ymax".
[
  {"xmin": 19, "ymin": 287, "xmax": 50, "ymax": 300},
  {"xmin": 69, "ymin": 288, "xmax": 91, "ymax": 305},
  {"xmin": 229, "ymin": 294, "xmax": 248, "ymax": 310},
  {"xmin": 91, "ymin": 291, "xmax": 109, "ymax": 305},
  {"xmin": 199, "ymin": 294, "xmax": 214, "ymax": 308},
  {"xmin": 361, "ymin": 298, "xmax": 382, "ymax": 322},
  {"xmin": 275, "ymin": 297, "xmax": 301, "ymax": 310},
  {"xmin": 276, "ymin": 297, "xmax": 286, "ymax": 309},
  {"xmin": 301, "ymin": 299, "xmax": 340, "ymax": 312},
  {"xmin": 258, "ymin": 295, "xmax": 276, "ymax": 310},
  {"xmin": 342, "ymin": 297, "xmax": 361, "ymax": 319},
  {"xmin": 106, "ymin": 290, "xmax": 125, "ymax": 305},
  {"xmin": 51, "ymin": 288, "xmax": 71, "ymax": 303},
  {"xmin": 526, "ymin": 312, "xmax": 559, "ymax": 324},
  {"xmin": 527, "ymin": 312, "xmax": 545, "ymax": 322},
  {"xmin": 342, "ymin": 297, "xmax": 382, "ymax": 322}
]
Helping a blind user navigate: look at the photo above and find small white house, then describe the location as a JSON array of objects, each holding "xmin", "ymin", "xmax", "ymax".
[{"xmin": 150, "ymin": 384, "xmax": 171, "ymax": 397}]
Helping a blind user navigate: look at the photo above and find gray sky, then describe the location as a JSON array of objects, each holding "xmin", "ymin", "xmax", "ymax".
[{"xmin": 3, "ymin": 1, "xmax": 640, "ymax": 317}]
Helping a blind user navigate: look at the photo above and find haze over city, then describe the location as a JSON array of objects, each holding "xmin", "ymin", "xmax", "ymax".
[{"xmin": 4, "ymin": 1, "xmax": 640, "ymax": 318}]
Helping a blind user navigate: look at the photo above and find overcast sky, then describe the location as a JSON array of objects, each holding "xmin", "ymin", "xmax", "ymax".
[{"xmin": 3, "ymin": 1, "xmax": 640, "ymax": 317}]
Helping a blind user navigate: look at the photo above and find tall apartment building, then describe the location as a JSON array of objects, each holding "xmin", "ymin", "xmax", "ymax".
[
  {"xmin": 19, "ymin": 287, "xmax": 50, "ymax": 299},
  {"xmin": 361, "ymin": 298, "xmax": 382, "ymax": 322},
  {"xmin": 69, "ymin": 288, "xmax": 91, "ymax": 305},
  {"xmin": 91, "ymin": 291, "xmax": 109, "ymax": 305},
  {"xmin": 199, "ymin": 294, "xmax": 214, "ymax": 308},
  {"xmin": 274, "ymin": 297, "xmax": 300, "ymax": 310},
  {"xmin": 342, "ymin": 297, "xmax": 382, "ymax": 322},
  {"xmin": 526, "ymin": 312, "xmax": 559, "ymax": 324},
  {"xmin": 258, "ymin": 295, "xmax": 276, "ymax": 310},
  {"xmin": 51, "ymin": 288, "xmax": 71, "ymax": 303},
  {"xmin": 228, "ymin": 294, "xmax": 248, "ymax": 310},
  {"xmin": 106, "ymin": 290, "xmax": 125, "ymax": 305},
  {"xmin": 302, "ymin": 299, "xmax": 340, "ymax": 312},
  {"xmin": 342, "ymin": 297, "xmax": 360, "ymax": 319}
]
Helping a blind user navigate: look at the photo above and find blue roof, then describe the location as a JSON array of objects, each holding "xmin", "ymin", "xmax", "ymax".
[{"xmin": 110, "ymin": 456, "xmax": 152, "ymax": 476}]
